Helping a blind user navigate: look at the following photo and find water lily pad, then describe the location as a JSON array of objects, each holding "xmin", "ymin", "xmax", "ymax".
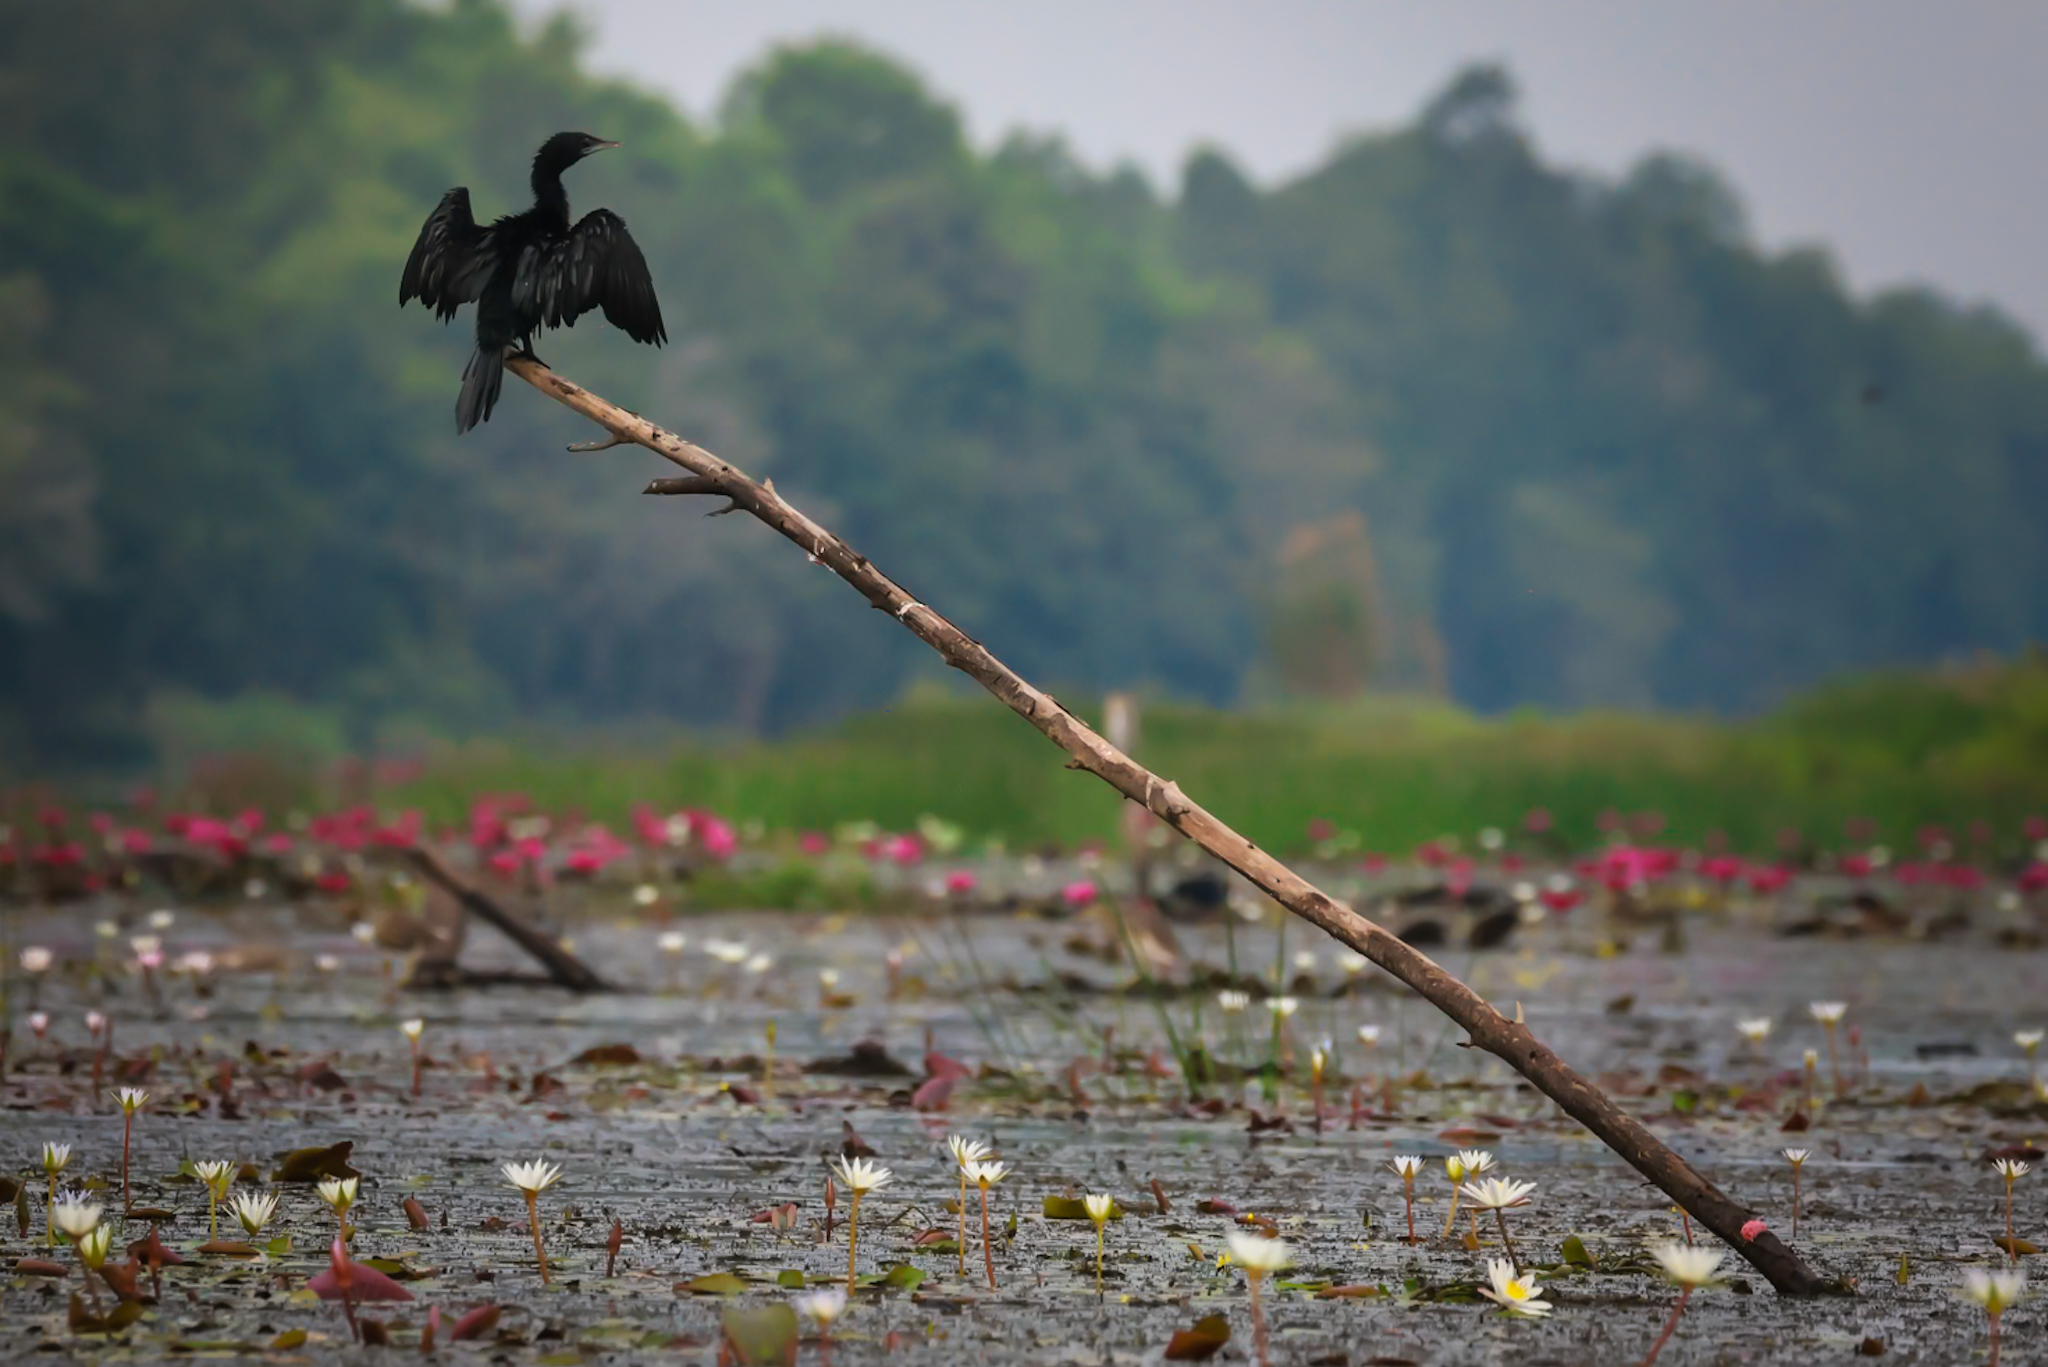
[
  {"xmin": 678, "ymin": 1270, "xmax": 750, "ymax": 1295},
  {"xmin": 721, "ymin": 1303, "xmax": 798, "ymax": 1367}
]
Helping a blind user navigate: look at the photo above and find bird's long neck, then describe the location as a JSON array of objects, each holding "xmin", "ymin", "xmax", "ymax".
[{"xmin": 529, "ymin": 162, "xmax": 572, "ymax": 228}]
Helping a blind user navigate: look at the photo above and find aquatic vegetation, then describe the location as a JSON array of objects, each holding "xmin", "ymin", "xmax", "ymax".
[
  {"xmin": 1640, "ymin": 1244, "xmax": 1725, "ymax": 1365},
  {"xmin": 1960, "ymin": 1268, "xmax": 2026, "ymax": 1367},
  {"xmin": 1782, "ymin": 1150, "xmax": 1811, "ymax": 1237},
  {"xmin": 831, "ymin": 1155, "xmax": 892, "ymax": 1294},
  {"xmin": 111, "ymin": 1087, "xmax": 148, "ymax": 1212},
  {"xmin": 502, "ymin": 1160, "xmax": 563, "ymax": 1285},
  {"xmin": 1226, "ymin": 1232, "xmax": 1292, "ymax": 1366},
  {"xmin": 1477, "ymin": 1258, "xmax": 1551, "ymax": 1318},
  {"xmin": 1083, "ymin": 1193, "xmax": 1114, "ymax": 1290}
]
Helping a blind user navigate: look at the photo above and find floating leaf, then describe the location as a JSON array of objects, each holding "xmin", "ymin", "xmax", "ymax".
[
  {"xmin": 1561, "ymin": 1235, "xmax": 1595, "ymax": 1269},
  {"xmin": 361, "ymin": 1255, "xmax": 434, "ymax": 1280},
  {"xmin": 1044, "ymin": 1196, "xmax": 1123, "ymax": 1221},
  {"xmin": 15, "ymin": 1257, "xmax": 68, "ymax": 1277},
  {"xmin": 678, "ymin": 1271, "xmax": 750, "ymax": 1296},
  {"xmin": 264, "ymin": 1233, "xmax": 292, "ymax": 1256},
  {"xmin": 1164, "ymin": 1313, "xmax": 1231, "ymax": 1360},
  {"xmin": 880, "ymin": 1263, "xmax": 925, "ymax": 1291},
  {"xmin": 1993, "ymin": 1237, "xmax": 2040, "ymax": 1256},
  {"xmin": 196, "ymin": 1238, "xmax": 259, "ymax": 1257},
  {"xmin": 274, "ymin": 1141, "xmax": 359, "ymax": 1183},
  {"xmin": 572, "ymin": 1043, "xmax": 642, "ymax": 1066},
  {"xmin": 776, "ymin": 1269, "xmax": 806, "ymax": 1288},
  {"xmin": 1316, "ymin": 1284, "xmax": 1384, "ymax": 1298},
  {"xmin": 268, "ymin": 1329, "xmax": 308, "ymax": 1350},
  {"xmin": 69, "ymin": 1294, "xmax": 145, "ymax": 1335},
  {"xmin": 909, "ymin": 1230, "xmax": 958, "ymax": 1251},
  {"xmin": 721, "ymin": 1303, "xmax": 799, "ymax": 1367},
  {"xmin": 403, "ymin": 1196, "xmax": 429, "ymax": 1231}
]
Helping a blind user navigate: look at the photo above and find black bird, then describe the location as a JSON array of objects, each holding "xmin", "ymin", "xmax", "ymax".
[{"xmin": 400, "ymin": 132, "xmax": 666, "ymax": 432}]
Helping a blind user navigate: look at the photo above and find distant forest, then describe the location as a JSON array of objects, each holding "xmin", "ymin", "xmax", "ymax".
[{"xmin": 5, "ymin": 0, "xmax": 2046, "ymax": 769}]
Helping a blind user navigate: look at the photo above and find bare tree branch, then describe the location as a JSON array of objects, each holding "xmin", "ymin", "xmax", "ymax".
[{"xmin": 504, "ymin": 356, "xmax": 1838, "ymax": 1296}]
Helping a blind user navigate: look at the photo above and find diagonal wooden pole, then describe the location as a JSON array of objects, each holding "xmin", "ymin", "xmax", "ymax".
[{"xmin": 504, "ymin": 357, "xmax": 1837, "ymax": 1296}]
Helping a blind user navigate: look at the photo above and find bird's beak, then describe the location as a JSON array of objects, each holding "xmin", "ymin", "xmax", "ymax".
[{"xmin": 593, "ymin": 140, "xmax": 621, "ymax": 152}]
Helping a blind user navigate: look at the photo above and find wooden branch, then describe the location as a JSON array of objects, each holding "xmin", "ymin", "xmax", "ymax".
[
  {"xmin": 400, "ymin": 846, "xmax": 613, "ymax": 993},
  {"xmin": 504, "ymin": 357, "xmax": 1837, "ymax": 1296}
]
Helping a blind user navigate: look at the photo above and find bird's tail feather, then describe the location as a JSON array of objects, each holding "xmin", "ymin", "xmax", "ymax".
[{"xmin": 456, "ymin": 346, "xmax": 506, "ymax": 434}]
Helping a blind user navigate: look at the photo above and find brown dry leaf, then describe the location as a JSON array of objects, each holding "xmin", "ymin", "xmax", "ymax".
[
  {"xmin": 274, "ymin": 1140, "xmax": 359, "ymax": 1183},
  {"xmin": 1163, "ymin": 1313, "xmax": 1231, "ymax": 1361}
]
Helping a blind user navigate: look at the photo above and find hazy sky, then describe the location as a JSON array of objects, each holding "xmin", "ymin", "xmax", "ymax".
[{"xmin": 518, "ymin": 1, "xmax": 2048, "ymax": 346}]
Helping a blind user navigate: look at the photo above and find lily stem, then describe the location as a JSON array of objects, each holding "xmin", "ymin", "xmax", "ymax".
[
  {"xmin": 1248, "ymin": 1269, "xmax": 1271, "ymax": 1367},
  {"xmin": 844, "ymin": 1189, "xmax": 864, "ymax": 1295},
  {"xmin": 524, "ymin": 1189, "xmax": 549, "ymax": 1285},
  {"xmin": 1639, "ymin": 1286, "xmax": 1690, "ymax": 1367},
  {"xmin": 980, "ymin": 1186, "xmax": 996, "ymax": 1291},
  {"xmin": 1493, "ymin": 1208, "xmax": 1522, "ymax": 1277}
]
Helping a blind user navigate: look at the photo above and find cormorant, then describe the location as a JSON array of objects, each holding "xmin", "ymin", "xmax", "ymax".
[{"xmin": 400, "ymin": 132, "xmax": 666, "ymax": 432}]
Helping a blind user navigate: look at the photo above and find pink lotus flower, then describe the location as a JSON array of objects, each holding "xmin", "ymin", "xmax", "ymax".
[
  {"xmin": 1061, "ymin": 880, "xmax": 1099, "ymax": 908},
  {"xmin": 1745, "ymin": 866, "xmax": 1792, "ymax": 894},
  {"xmin": 2018, "ymin": 863, "xmax": 2048, "ymax": 894},
  {"xmin": 1539, "ymin": 887, "xmax": 1582, "ymax": 915},
  {"xmin": 944, "ymin": 870, "xmax": 978, "ymax": 895},
  {"xmin": 686, "ymin": 811, "xmax": 738, "ymax": 860},
  {"xmin": 799, "ymin": 831, "xmax": 831, "ymax": 856},
  {"xmin": 1838, "ymin": 853, "xmax": 1873, "ymax": 878},
  {"xmin": 1740, "ymin": 1218, "xmax": 1767, "ymax": 1241}
]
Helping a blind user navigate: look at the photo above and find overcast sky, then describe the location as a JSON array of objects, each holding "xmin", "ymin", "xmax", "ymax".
[{"xmin": 517, "ymin": 0, "xmax": 2048, "ymax": 347}]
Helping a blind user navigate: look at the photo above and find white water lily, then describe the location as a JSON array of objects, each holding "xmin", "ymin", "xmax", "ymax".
[
  {"xmin": 1995, "ymin": 1158, "xmax": 2032, "ymax": 1182},
  {"xmin": 1226, "ymin": 1231, "xmax": 1294, "ymax": 1272},
  {"xmin": 1216, "ymin": 989, "xmax": 1250, "ymax": 1012},
  {"xmin": 1356, "ymin": 1023, "xmax": 1382, "ymax": 1046},
  {"xmin": 1652, "ymin": 1242, "xmax": 1726, "ymax": 1287},
  {"xmin": 231, "ymin": 1190, "xmax": 279, "ymax": 1236},
  {"xmin": 112, "ymin": 1086, "xmax": 149, "ymax": 1114},
  {"xmin": 1465, "ymin": 1176, "xmax": 1536, "ymax": 1210},
  {"xmin": 1737, "ymin": 1017, "xmax": 1773, "ymax": 1043},
  {"xmin": 1478, "ymin": 1258, "xmax": 1552, "ymax": 1317},
  {"xmin": 831, "ymin": 1155, "xmax": 892, "ymax": 1192},
  {"xmin": 1267, "ymin": 996, "xmax": 1299, "ymax": 1018},
  {"xmin": 796, "ymin": 1286, "xmax": 847, "ymax": 1327},
  {"xmin": 399, "ymin": 1018, "xmax": 425, "ymax": 1042},
  {"xmin": 20, "ymin": 945, "xmax": 53, "ymax": 974},
  {"xmin": 52, "ymin": 1193, "xmax": 102, "ymax": 1239},
  {"xmin": 703, "ymin": 938, "xmax": 750, "ymax": 965},
  {"xmin": 1388, "ymin": 1155, "xmax": 1425, "ymax": 1179},
  {"xmin": 964, "ymin": 1159, "xmax": 1010, "ymax": 1189},
  {"xmin": 1808, "ymin": 1001, "xmax": 1846, "ymax": 1024},
  {"xmin": 1782, "ymin": 1148, "xmax": 1810, "ymax": 1167},
  {"xmin": 317, "ymin": 1176, "xmax": 359, "ymax": 1211},
  {"xmin": 502, "ymin": 1160, "xmax": 563, "ymax": 1194},
  {"xmin": 947, "ymin": 1135, "xmax": 990, "ymax": 1168},
  {"xmin": 1962, "ymin": 1267, "xmax": 2026, "ymax": 1312},
  {"xmin": 77, "ymin": 1223, "xmax": 113, "ymax": 1270},
  {"xmin": 1083, "ymin": 1193, "xmax": 1116, "ymax": 1224},
  {"xmin": 41, "ymin": 1141, "xmax": 71, "ymax": 1175}
]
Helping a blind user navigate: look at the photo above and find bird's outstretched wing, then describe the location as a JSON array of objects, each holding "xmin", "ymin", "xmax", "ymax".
[
  {"xmin": 399, "ymin": 188, "xmax": 495, "ymax": 320},
  {"xmin": 512, "ymin": 209, "xmax": 667, "ymax": 345}
]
